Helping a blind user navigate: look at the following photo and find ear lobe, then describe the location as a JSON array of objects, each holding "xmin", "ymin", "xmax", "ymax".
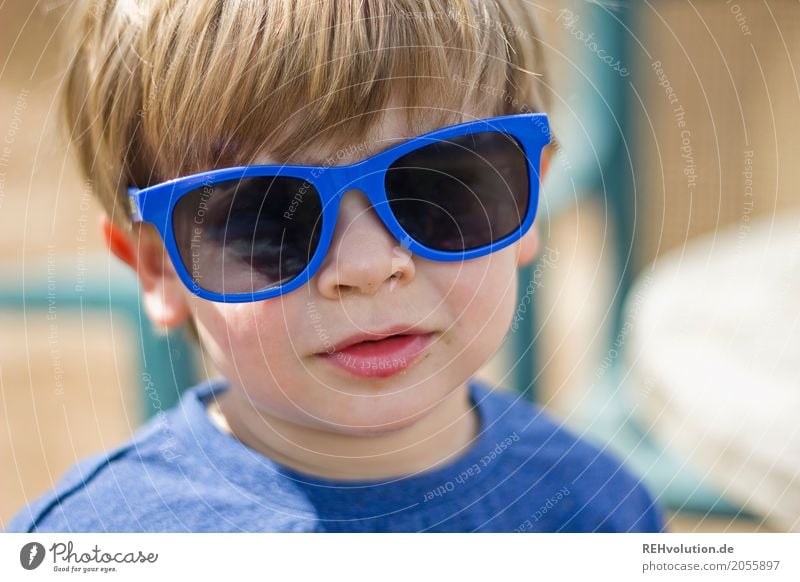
[
  {"xmin": 142, "ymin": 283, "xmax": 193, "ymax": 330},
  {"xmin": 99, "ymin": 213, "xmax": 191, "ymax": 330}
]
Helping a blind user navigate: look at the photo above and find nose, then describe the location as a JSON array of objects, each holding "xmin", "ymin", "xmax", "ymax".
[{"xmin": 315, "ymin": 189, "xmax": 415, "ymax": 298}]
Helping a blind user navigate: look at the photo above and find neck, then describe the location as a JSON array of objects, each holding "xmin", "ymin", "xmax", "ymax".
[{"xmin": 211, "ymin": 383, "xmax": 480, "ymax": 481}]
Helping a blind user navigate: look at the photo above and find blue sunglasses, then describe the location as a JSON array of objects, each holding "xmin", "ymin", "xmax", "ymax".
[{"xmin": 128, "ymin": 113, "xmax": 550, "ymax": 303}]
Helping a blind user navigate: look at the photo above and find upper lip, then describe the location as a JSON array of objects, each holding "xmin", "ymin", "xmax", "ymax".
[{"xmin": 320, "ymin": 325, "xmax": 434, "ymax": 354}]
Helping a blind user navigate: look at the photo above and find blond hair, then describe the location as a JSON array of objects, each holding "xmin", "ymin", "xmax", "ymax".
[{"xmin": 59, "ymin": 0, "xmax": 551, "ymax": 339}]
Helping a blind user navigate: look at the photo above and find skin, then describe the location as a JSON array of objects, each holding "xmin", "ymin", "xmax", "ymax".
[{"xmin": 103, "ymin": 108, "xmax": 548, "ymax": 480}]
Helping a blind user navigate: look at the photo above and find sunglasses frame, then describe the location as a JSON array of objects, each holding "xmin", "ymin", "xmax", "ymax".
[{"xmin": 127, "ymin": 112, "xmax": 551, "ymax": 303}]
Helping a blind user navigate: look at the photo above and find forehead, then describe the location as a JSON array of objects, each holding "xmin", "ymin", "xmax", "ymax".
[{"xmin": 253, "ymin": 102, "xmax": 484, "ymax": 167}]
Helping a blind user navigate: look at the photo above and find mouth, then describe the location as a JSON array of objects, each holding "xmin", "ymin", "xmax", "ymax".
[{"xmin": 315, "ymin": 329, "xmax": 437, "ymax": 379}]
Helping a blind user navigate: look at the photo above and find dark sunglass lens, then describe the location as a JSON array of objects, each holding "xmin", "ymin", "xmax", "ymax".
[
  {"xmin": 172, "ymin": 176, "xmax": 322, "ymax": 295},
  {"xmin": 385, "ymin": 132, "xmax": 530, "ymax": 251}
]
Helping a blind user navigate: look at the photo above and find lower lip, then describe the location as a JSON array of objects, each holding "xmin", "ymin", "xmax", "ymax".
[{"xmin": 317, "ymin": 333, "xmax": 437, "ymax": 378}]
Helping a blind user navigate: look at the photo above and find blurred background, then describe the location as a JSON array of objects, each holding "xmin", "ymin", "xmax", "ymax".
[{"xmin": 1, "ymin": 0, "xmax": 798, "ymax": 532}]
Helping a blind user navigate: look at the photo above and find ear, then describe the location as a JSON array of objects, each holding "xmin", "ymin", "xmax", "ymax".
[
  {"xmin": 516, "ymin": 225, "xmax": 540, "ymax": 267},
  {"xmin": 516, "ymin": 145, "xmax": 552, "ymax": 267},
  {"xmin": 100, "ymin": 213, "xmax": 191, "ymax": 330}
]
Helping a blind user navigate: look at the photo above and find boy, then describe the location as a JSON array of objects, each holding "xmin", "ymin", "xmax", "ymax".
[{"xmin": 7, "ymin": 0, "xmax": 662, "ymax": 532}]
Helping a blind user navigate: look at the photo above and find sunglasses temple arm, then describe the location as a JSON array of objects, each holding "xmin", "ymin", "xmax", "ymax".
[{"xmin": 126, "ymin": 186, "xmax": 144, "ymax": 223}]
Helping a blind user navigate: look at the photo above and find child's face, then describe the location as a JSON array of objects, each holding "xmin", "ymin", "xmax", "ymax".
[{"xmin": 118, "ymin": 107, "xmax": 541, "ymax": 435}]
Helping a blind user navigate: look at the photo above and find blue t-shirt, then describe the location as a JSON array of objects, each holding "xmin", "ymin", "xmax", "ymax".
[{"xmin": 6, "ymin": 377, "xmax": 663, "ymax": 532}]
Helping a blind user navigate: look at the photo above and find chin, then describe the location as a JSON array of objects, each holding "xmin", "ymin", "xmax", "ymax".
[{"xmin": 318, "ymin": 402, "xmax": 433, "ymax": 437}]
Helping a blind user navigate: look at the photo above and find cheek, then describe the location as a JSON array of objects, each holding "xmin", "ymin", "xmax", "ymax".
[
  {"xmin": 189, "ymin": 298, "xmax": 300, "ymax": 380},
  {"xmin": 190, "ymin": 298, "xmax": 331, "ymax": 420},
  {"xmin": 427, "ymin": 249, "xmax": 519, "ymax": 351}
]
